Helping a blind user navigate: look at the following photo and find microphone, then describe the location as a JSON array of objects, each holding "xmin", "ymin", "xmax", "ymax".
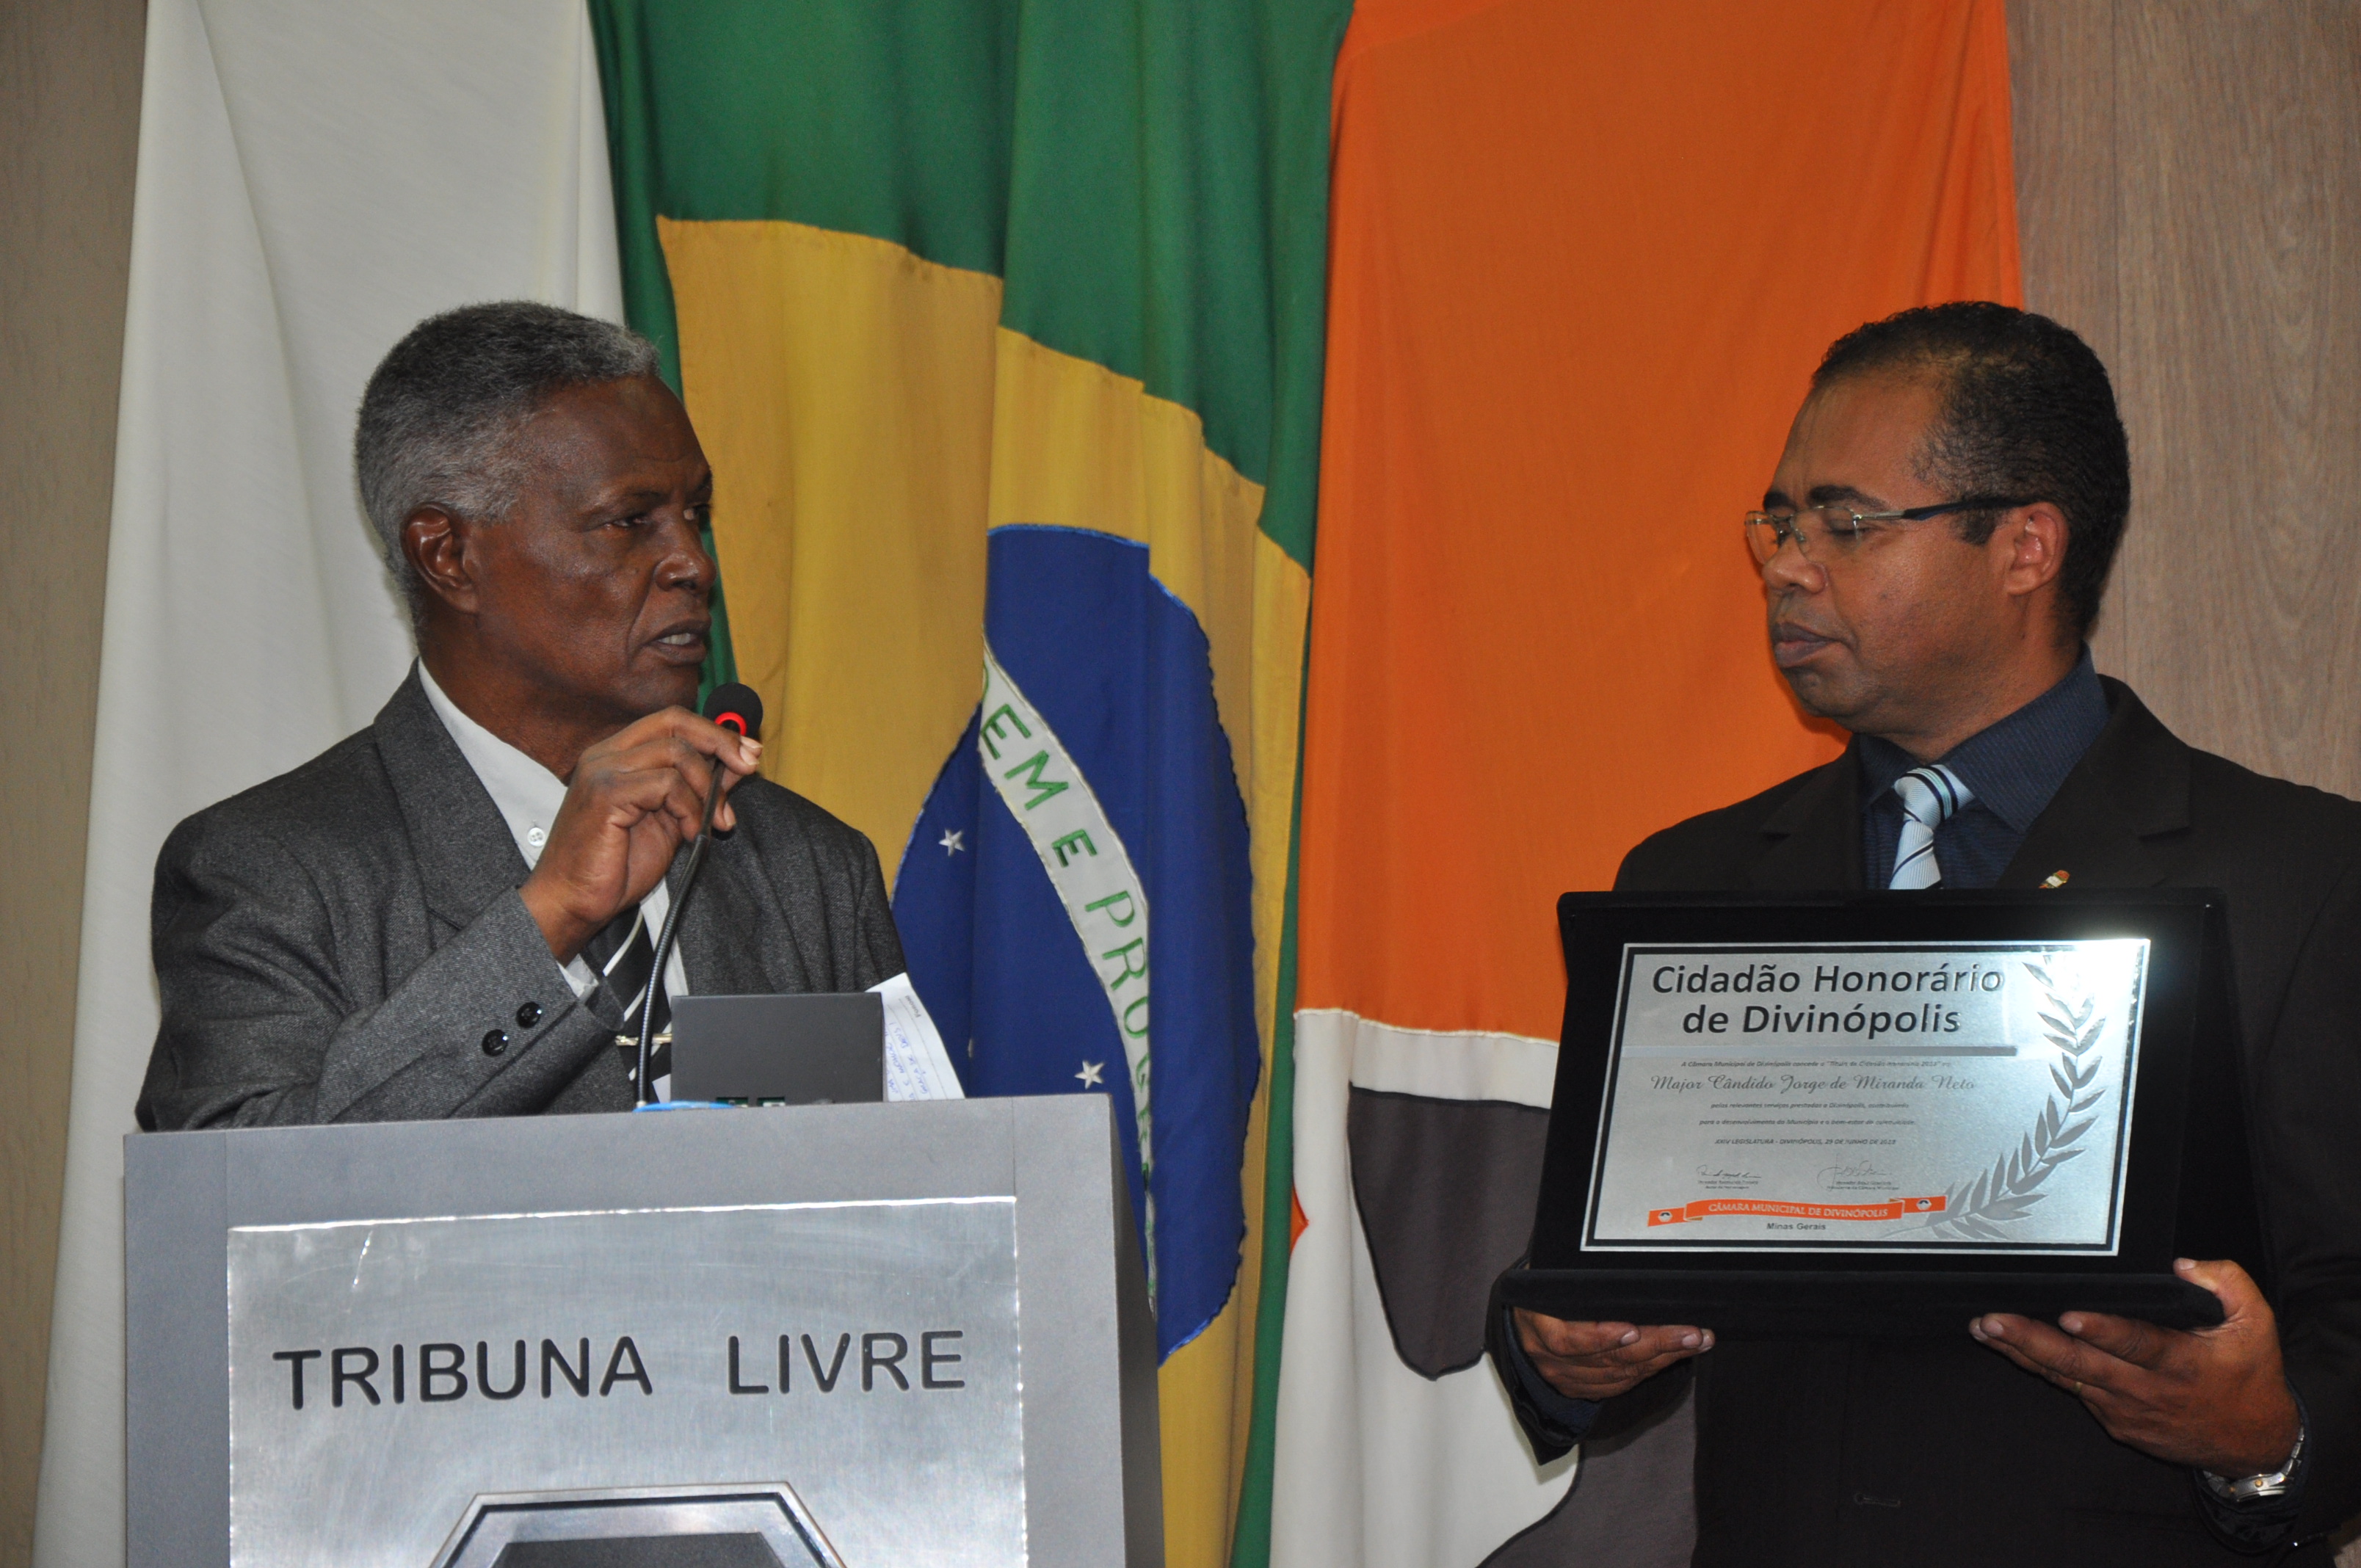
[
  {"xmin": 703, "ymin": 682, "xmax": 764, "ymax": 739},
  {"xmin": 635, "ymin": 683, "xmax": 766, "ymax": 1105}
]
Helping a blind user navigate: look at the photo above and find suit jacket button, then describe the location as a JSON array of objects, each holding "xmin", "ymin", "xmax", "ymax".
[
  {"xmin": 515, "ymin": 1001, "xmax": 543, "ymax": 1028},
  {"xmin": 481, "ymin": 1028, "xmax": 510, "ymax": 1056}
]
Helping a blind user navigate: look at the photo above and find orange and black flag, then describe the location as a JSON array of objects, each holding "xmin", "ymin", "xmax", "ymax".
[{"xmin": 1277, "ymin": 1, "xmax": 2021, "ymax": 1561}]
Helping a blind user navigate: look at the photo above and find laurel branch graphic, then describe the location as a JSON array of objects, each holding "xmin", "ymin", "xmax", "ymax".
[{"xmin": 1920, "ymin": 958, "xmax": 2108, "ymax": 1240}]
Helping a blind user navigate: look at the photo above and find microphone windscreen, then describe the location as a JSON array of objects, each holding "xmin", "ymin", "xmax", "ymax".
[{"xmin": 703, "ymin": 682, "xmax": 764, "ymax": 739}]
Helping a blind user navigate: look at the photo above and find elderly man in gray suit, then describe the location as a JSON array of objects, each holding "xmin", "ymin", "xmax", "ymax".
[{"xmin": 137, "ymin": 302, "xmax": 905, "ymax": 1129}]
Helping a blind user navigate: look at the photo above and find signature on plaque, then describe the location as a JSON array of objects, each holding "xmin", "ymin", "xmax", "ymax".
[{"xmin": 1819, "ymin": 1161, "xmax": 1896, "ymax": 1192}]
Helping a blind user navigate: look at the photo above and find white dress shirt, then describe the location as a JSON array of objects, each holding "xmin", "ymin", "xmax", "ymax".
[{"xmin": 417, "ymin": 662, "xmax": 690, "ymax": 1012}]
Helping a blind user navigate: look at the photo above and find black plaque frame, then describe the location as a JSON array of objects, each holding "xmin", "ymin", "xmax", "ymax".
[{"xmin": 1496, "ymin": 889, "xmax": 2266, "ymax": 1336}]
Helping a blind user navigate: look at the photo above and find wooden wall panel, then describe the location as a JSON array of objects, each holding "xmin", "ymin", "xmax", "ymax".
[
  {"xmin": 2013, "ymin": 0, "xmax": 2361, "ymax": 801},
  {"xmin": 2008, "ymin": 0, "xmax": 2117, "ymax": 366},
  {"xmin": 0, "ymin": 0, "xmax": 143, "ymax": 1562},
  {"xmin": 2112, "ymin": 4, "xmax": 2361, "ymax": 801}
]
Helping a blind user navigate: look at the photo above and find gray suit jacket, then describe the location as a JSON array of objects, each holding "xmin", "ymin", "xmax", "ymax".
[{"xmin": 138, "ymin": 669, "xmax": 906, "ymax": 1128}]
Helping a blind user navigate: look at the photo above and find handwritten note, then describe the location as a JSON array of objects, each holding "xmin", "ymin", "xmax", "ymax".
[{"xmin": 871, "ymin": 972, "xmax": 966, "ymax": 1101}]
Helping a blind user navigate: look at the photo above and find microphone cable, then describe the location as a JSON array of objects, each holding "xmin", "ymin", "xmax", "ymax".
[{"xmin": 637, "ymin": 683, "xmax": 765, "ymax": 1106}]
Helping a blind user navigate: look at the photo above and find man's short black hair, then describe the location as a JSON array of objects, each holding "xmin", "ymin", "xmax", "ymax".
[
  {"xmin": 1813, "ymin": 301, "xmax": 2130, "ymax": 640},
  {"xmin": 355, "ymin": 302, "xmax": 659, "ymax": 620}
]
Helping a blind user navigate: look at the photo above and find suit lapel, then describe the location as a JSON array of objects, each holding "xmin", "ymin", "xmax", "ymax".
[
  {"xmin": 1749, "ymin": 747, "xmax": 1867, "ymax": 890},
  {"xmin": 375, "ymin": 667, "xmax": 844, "ymax": 998},
  {"xmin": 372, "ymin": 668, "xmax": 533, "ymax": 929},
  {"xmin": 1998, "ymin": 680, "xmax": 2188, "ymax": 891}
]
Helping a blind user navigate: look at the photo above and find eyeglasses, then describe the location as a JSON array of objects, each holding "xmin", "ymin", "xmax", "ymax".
[{"xmin": 1743, "ymin": 496, "xmax": 2037, "ymax": 566}]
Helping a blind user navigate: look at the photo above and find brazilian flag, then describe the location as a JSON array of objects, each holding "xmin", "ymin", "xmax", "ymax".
[{"xmin": 588, "ymin": 3, "xmax": 1348, "ymax": 1561}]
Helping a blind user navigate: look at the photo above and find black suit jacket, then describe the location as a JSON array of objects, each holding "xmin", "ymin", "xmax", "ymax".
[
  {"xmin": 138, "ymin": 669, "xmax": 905, "ymax": 1128},
  {"xmin": 1493, "ymin": 680, "xmax": 2361, "ymax": 1566}
]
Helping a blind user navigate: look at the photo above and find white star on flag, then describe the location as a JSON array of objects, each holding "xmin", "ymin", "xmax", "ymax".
[
  {"xmin": 1075, "ymin": 1061, "xmax": 1104, "ymax": 1087},
  {"xmin": 940, "ymin": 828, "xmax": 965, "ymax": 854}
]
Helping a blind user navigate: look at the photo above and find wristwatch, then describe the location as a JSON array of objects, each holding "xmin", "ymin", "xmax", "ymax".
[{"xmin": 2200, "ymin": 1417, "xmax": 2305, "ymax": 1504}]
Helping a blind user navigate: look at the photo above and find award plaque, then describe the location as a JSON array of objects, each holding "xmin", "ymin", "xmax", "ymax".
[{"xmin": 1497, "ymin": 890, "xmax": 2267, "ymax": 1336}]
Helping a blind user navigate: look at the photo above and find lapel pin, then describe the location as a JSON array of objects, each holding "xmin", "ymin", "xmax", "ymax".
[{"xmin": 2039, "ymin": 870, "xmax": 2071, "ymax": 889}]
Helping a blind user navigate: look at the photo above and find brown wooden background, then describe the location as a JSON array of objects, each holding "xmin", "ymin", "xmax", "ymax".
[
  {"xmin": 0, "ymin": 0, "xmax": 142, "ymax": 1558},
  {"xmin": 0, "ymin": 1, "xmax": 2354, "ymax": 1561},
  {"xmin": 2012, "ymin": 0, "xmax": 2361, "ymax": 801}
]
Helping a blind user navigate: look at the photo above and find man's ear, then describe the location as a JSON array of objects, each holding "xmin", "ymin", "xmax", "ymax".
[
  {"xmin": 1999, "ymin": 502, "xmax": 2069, "ymax": 599},
  {"xmin": 402, "ymin": 506, "xmax": 478, "ymax": 614}
]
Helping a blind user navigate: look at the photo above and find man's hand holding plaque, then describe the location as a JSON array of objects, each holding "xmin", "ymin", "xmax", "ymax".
[
  {"xmin": 1512, "ymin": 1313, "xmax": 1714, "ymax": 1403},
  {"xmin": 1972, "ymin": 1257, "xmax": 2302, "ymax": 1476}
]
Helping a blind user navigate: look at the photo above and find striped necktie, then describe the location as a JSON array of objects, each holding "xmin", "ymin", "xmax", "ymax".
[
  {"xmin": 1889, "ymin": 764, "xmax": 1972, "ymax": 890},
  {"xmin": 579, "ymin": 904, "xmax": 669, "ymax": 1039}
]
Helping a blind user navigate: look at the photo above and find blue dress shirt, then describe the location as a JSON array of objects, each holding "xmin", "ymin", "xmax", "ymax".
[{"xmin": 1857, "ymin": 648, "xmax": 2109, "ymax": 890}]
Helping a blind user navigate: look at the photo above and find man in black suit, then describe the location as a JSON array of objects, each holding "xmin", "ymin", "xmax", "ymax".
[
  {"xmin": 1490, "ymin": 303, "xmax": 2361, "ymax": 1564},
  {"xmin": 138, "ymin": 303, "xmax": 904, "ymax": 1128}
]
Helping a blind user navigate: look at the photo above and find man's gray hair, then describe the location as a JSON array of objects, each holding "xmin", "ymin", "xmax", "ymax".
[{"xmin": 354, "ymin": 301, "xmax": 659, "ymax": 610}]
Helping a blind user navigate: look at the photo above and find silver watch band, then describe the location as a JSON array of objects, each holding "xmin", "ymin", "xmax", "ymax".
[{"xmin": 2201, "ymin": 1416, "xmax": 2305, "ymax": 1504}]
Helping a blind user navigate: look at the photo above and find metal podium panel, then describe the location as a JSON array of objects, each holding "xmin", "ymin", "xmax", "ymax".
[
  {"xmin": 227, "ymin": 1199, "xmax": 1020, "ymax": 1568},
  {"xmin": 128, "ymin": 1098, "xmax": 1158, "ymax": 1567}
]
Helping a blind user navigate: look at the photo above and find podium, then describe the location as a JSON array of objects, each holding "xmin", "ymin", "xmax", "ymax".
[{"xmin": 125, "ymin": 1095, "xmax": 1161, "ymax": 1567}]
